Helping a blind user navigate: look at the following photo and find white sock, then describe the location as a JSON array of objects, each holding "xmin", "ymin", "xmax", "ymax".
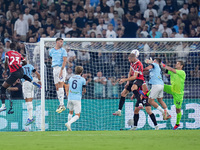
[
  {"xmin": 68, "ymin": 115, "xmax": 79, "ymax": 125},
  {"xmin": 118, "ymin": 109, "xmax": 121, "ymax": 112},
  {"xmin": 58, "ymin": 88, "xmax": 64, "ymax": 105},
  {"xmin": 68, "ymin": 114, "xmax": 73, "ymax": 121},
  {"xmin": 26, "ymin": 102, "xmax": 33, "ymax": 119},
  {"xmin": 164, "ymin": 108, "xmax": 169, "ymax": 113},
  {"xmin": 2, "ymin": 104, "xmax": 5, "ymax": 107},
  {"xmin": 157, "ymin": 106, "xmax": 164, "ymax": 114}
]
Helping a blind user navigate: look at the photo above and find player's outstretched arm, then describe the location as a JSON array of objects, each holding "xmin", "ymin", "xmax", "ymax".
[
  {"xmin": 162, "ymin": 63, "xmax": 177, "ymax": 74},
  {"xmin": 144, "ymin": 65, "xmax": 153, "ymax": 71},
  {"xmin": 82, "ymin": 86, "xmax": 86, "ymax": 95}
]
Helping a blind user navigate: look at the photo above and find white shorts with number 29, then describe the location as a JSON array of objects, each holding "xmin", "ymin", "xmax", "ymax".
[{"xmin": 53, "ymin": 66, "xmax": 66, "ymax": 84}]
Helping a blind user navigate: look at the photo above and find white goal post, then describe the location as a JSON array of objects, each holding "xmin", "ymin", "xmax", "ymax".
[{"xmin": 36, "ymin": 38, "xmax": 200, "ymax": 131}]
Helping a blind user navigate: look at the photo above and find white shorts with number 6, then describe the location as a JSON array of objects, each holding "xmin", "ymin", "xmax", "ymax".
[
  {"xmin": 53, "ymin": 66, "xmax": 66, "ymax": 84},
  {"xmin": 67, "ymin": 100, "xmax": 81, "ymax": 114},
  {"xmin": 149, "ymin": 84, "xmax": 164, "ymax": 99},
  {"xmin": 23, "ymin": 81, "xmax": 34, "ymax": 99}
]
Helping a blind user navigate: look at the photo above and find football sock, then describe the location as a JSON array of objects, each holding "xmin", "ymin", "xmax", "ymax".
[
  {"xmin": 68, "ymin": 114, "xmax": 73, "ymax": 122},
  {"xmin": 150, "ymin": 113, "xmax": 157, "ymax": 126},
  {"xmin": 133, "ymin": 114, "xmax": 139, "ymax": 126},
  {"xmin": 1, "ymin": 86, "xmax": 6, "ymax": 104},
  {"xmin": 58, "ymin": 88, "xmax": 64, "ymax": 105},
  {"xmin": 164, "ymin": 108, "xmax": 169, "ymax": 114},
  {"xmin": 118, "ymin": 96, "xmax": 125, "ymax": 110},
  {"xmin": 26, "ymin": 102, "xmax": 33, "ymax": 119},
  {"xmin": 133, "ymin": 90, "xmax": 142, "ymax": 103},
  {"xmin": 156, "ymin": 106, "xmax": 164, "ymax": 114},
  {"xmin": 176, "ymin": 112, "xmax": 182, "ymax": 125},
  {"xmin": 68, "ymin": 115, "xmax": 79, "ymax": 124}
]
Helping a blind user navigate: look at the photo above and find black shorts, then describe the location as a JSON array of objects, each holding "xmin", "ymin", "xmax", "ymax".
[
  {"xmin": 126, "ymin": 79, "xmax": 144, "ymax": 92},
  {"xmin": 135, "ymin": 98, "xmax": 151, "ymax": 107},
  {"xmin": 6, "ymin": 68, "xmax": 24, "ymax": 85}
]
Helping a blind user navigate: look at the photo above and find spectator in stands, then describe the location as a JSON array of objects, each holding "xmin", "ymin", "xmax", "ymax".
[
  {"xmin": 90, "ymin": 0, "xmax": 100, "ymax": 8},
  {"xmin": 188, "ymin": 6, "xmax": 199, "ymax": 22},
  {"xmin": 100, "ymin": 0, "xmax": 110, "ymax": 13},
  {"xmin": 66, "ymin": 23, "xmax": 81, "ymax": 37},
  {"xmin": 23, "ymin": 7, "xmax": 34, "ymax": 24},
  {"xmin": 107, "ymin": 76, "xmax": 119, "ymax": 98},
  {"xmin": 175, "ymin": 42, "xmax": 190, "ymax": 62},
  {"xmin": 149, "ymin": 25, "xmax": 162, "ymax": 38},
  {"xmin": 97, "ymin": 18, "xmax": 107, "ymax": 32},
  {"xmin": 138, "ymin": 0, "xmax": 149, "ymax": 15},
  {"xmin": 175, "ymin": 26, "xmax": 184, "ymax": 38},
  {"xmin": 4, "ymin": 39, "xmax": 11, "ymax": 52},
  {"xmin": 75, "ymin": 10, "xmax": 87, "ymax": 29},
  {"xmin": 144, "ymin": 3, "xmax": 158, "ymax": 21},
  {"xmin": 114, "ymin": 1, "xmax": 124, "ymax": 19},
  {"xmin": 160, "ymin": 10, "xmax": 173, "ymax": 22},
  {"xmin": 86, "ymin": 11, "xmax": 99, "ymax": 27},
  {"xmin": 163, "ymin": 0, "xmax": 176, "ymax": 14},
  {"xmin": 162, "ymin": 31, "xmax": 168, "ymax": 38},
  {"xmin": 160, "ymin": 21, "xmax": 172, "ymax": 37},
  {"xmin": 155, "ymin": 0, "xmax": 166, "ymax": 16},
  {"xmin": 94, "ymin": 71, "xmax": 107, "ymax": 98},
  {"xmin": 14, "ymin": 13, "xmax": 29, "ymax": 41},
  {"xmin": 146, "ymin": 14, "xmax": 156, "ymax": 32},
  {"xmin": 177, "ymin": 3, "xmax": 189, "ymax": 18},
  {"xmin": 190, "ymin": 65, "xmax": 200, "ymax": 79},
  {"xmin": 77, "ymin": 50, "xmax": 90, "ymax": 66},
  {"xmin": 82, "ymin": 73, "xmax": 92, "ymax": 85},
  {"xmin": 123, "ymin": 16, "xmax": 138, "ymax": 38},
  {"xmin": 106, "ymin": 24, "xmax": 116, "ymax": 49}
]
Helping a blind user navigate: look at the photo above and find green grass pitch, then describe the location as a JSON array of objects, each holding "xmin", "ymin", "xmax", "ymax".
[{"xmin": 0, "ymin": 130, "xmax": 199, "ymax": 150}]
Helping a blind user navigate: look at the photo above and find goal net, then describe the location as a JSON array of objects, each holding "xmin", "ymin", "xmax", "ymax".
[{"xmin": 1, "ymin": 38, "xmax": 200, "ymax": 131}]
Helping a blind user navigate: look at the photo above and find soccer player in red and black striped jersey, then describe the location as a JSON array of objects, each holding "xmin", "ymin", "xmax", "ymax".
[
  {"xmin": 0, "ymin": 43, "xmax": 41, "ymax": 112},
  {"xmin": 113, "ymin": 53, "xmax": 145, "ymax": 116}
]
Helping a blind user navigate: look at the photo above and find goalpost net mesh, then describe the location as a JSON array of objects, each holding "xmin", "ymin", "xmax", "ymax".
[{"xmin": 1, "ymin": 39, "xmax": 199, "ymax": 132}]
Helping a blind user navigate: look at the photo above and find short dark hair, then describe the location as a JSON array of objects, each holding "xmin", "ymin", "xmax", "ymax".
[
  {"xmin": 56, "ymin": 38, "xmax": 63, "ymax": 42},
  {"xmin": 10, "ymin": 43, "xmax": 16, "ymax": 50},
  {"xmin": 155, "ymin": 58, "xmax": 161, "ymax": 64},
  {"xmin": 177, "ymin": 61, "xmax": 184, "ymax": 69},
  {"xmin": 75, "ymin": 66, "xmax": 83, "ymax": 74}
]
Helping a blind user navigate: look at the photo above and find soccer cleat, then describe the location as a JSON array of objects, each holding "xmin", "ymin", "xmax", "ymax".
[
  {"xmin": 130, "ymin": 126, "xmax": 137, "ymax": 130},
  {"xmin": 173, "ymin": 124, "xmax": 180, "ymax": 130},
  {"xmin": 138, "ymin": 103, "xmax": 144, "ymax": 109},
  {"xmin": 56, "ymin": 105, "xmax": 66, "ymax": 113},
  {"xmin": 65, "ymin": 123, "xmax": 72, "ymax": 131},
  {"xmin": 113, "ymin": 110, "xmax": 121, "ymax": 116},
  {"xmin": 0, "ymin": 106, "xmax": 6, "ymax": 112},
  {"xmin": 155, "ymin": 125, "xmax": 159, "ymax": 130},
  {"xmin": 33, "ymin": 82, "xmax": 41, "ymax": 89},
  {"xmin": 25, "ymin": 118, "xmax": 35, "ymax": 126}
]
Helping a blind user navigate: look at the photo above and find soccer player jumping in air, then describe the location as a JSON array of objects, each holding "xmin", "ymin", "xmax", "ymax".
[
  {"xmin": 0, "ymin": 43, "xmax": 41, "ymax": 112},
  {"xmin": 113, "ymin": 53, "xmax": 145, "ymax": 116},
  {"xmin": 144, "ymin": 58, "xmax": 171, "ymax": 120},
  {"xmin": 49, "ymin": 38, "xmax": 67, "ymax": 113},
  {"xmin": 162, "ymin": 61, "xmax": 186, "ymax": 130}
]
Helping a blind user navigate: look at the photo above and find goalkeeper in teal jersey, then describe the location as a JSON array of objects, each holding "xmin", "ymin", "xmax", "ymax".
[{"xmin": 162, "ymin": 61, "xmax": 186, "ymax": 130}]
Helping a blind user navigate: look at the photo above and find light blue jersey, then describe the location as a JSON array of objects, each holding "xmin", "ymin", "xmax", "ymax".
[
  {"xmin": 49, "ymin": 47, "xmax": 67, "ymax": 67},
  {"xmin": 149, "ymin": 63, "xmax": 164, "ymax": 85},
  {"xmin": 68, "ymin": 75, "xmax": 86, "ymax": 101},
  {"xmin": 22, "ymin": 64, "xmax": 35, "ymax": 82}
]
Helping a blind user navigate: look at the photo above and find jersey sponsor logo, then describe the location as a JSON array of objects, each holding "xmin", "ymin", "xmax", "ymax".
[{"xmin": 69, "ymin": 90, "xmax": 79, "ymax": 94}]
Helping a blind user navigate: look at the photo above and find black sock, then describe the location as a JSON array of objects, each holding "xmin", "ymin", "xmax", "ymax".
[
  {"xmin": 23, "ymin": 75, "xmax": 32, "ymax": 82},
  {"xmin": 133, "ymin": 90, "xmax": 142, "ymax": 103},
  {"xmin": 118, "ymin": 96, "xmax": 125, "ymax": 110},
  {"xmin": 150, "ymin": 113, "xmax": 157, "ymax": 126},
  {"xmin": 133, "ymin": 114, "xmax": 139, "ymax": 126},
  {"xmin": 1, "ymin": 86, "xmax": 6, "ymax": 104}
]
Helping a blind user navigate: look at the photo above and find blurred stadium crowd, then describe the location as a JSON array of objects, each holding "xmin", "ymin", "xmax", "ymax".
[{"xmin": 0, "ymin": 0, "xmax": 200, "ymax": 99}]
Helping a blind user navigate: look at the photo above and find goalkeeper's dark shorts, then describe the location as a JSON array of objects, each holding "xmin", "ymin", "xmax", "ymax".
[
  {"xmin": 126, "ymin": 79, "xmax": 144, "ymax": 92},
  {"xmin": 135, "ymin": 98, "xmax": 151, "ymax": 107}
]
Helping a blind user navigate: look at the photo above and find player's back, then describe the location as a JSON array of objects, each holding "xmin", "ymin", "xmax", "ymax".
[
  {"xmin": 49, "ymin": 47, "xmax": 67, "ymax": 67},
  {"xmin": 6, "ymin": 50, "xmax": 24, "ymax": 73},
  {"xmin": 68, "ymin": 75, "xmax": 86, "ymax": 101},
  {"xmin": 22, "ymin": 64, "xmax": 34, "ymax": 82},
  {"xmin": 149, "ymin": 63, "xmax": 164, "ymax": 85}
]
